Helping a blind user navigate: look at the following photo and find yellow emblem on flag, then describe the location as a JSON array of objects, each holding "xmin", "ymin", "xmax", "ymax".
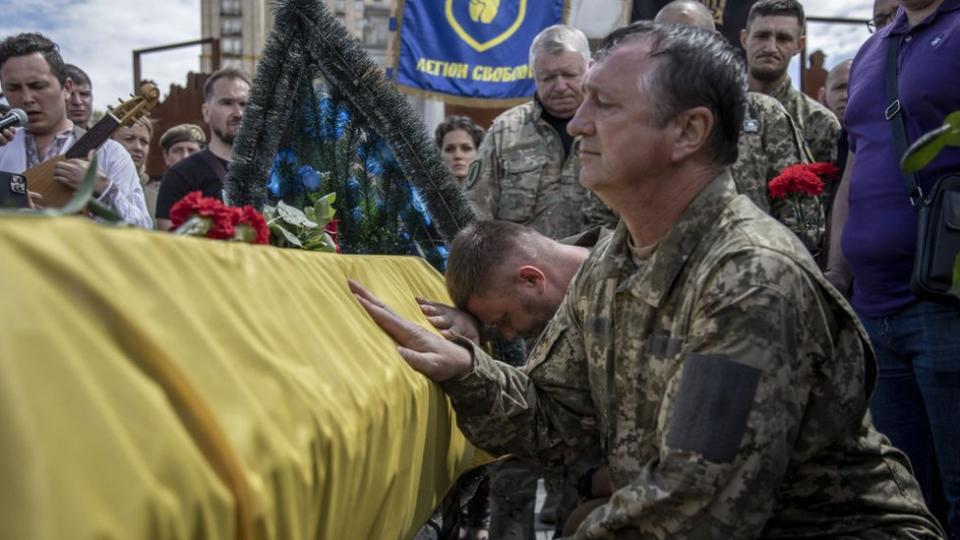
[
  {"xmin": 469, "ymin": 0, "xmax": 499, "ymax": 23},
  {"xmin": 446, "ymin": 0, "xmax": 527, "ymax": 53}
]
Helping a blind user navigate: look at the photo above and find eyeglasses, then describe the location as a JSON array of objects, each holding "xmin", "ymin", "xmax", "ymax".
[{"xmin": 867, "ymin": 10, "xmax": 897, "ymax": 33}]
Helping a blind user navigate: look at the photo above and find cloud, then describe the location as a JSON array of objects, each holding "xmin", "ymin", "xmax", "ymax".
[
  {"xmin": 803, "ymin": 0, "xmax": 874, "ymax": 67},
  {"xmin": 1, "ymin": 0, "xmax": 201, "ymax": 113}
]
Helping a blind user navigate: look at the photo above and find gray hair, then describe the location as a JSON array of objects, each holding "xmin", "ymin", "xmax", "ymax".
[
  {"xmin": 597, "ymin": 21, "xmax": 747, "ymax": 166},
  {"xmin": 529, "ymin": 24, "xmax": 590, "ymax": 68}
]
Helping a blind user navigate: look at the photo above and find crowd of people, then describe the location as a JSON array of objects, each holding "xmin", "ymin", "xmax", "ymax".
[
  {"xmin": 0, "ymin": 33, "xmax": 245, "ymax": 231},
  {"xmin": 420, "ymin": 0, "xmax": 959, "ymax": 538},
  {"xmin": 1, "ymin": 0, "xmax": 958, "ymax": 538}
]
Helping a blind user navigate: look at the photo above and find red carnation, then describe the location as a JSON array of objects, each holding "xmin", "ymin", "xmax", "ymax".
[
  {"xmin": 324, "ymin": 218, "xmax": 341, "ymax": 253},
  {"xmin": 169, "ymin": 191, "xmax": 237, "ymax": 238},
  {"xmin": 235, "ymin": 205, "xmax": 270, "ymax": 244},
  {"xmin": 169, "ymin": 191, "xmax": 206, "ymax": 227},
  {"xmin": 768, "ymin": 164, "xmax": 825, "ymax": 200},
  {"xmin": 169, "ymin": 191, "xmax": 269, "ymax": 244},
  {"xmin": 806, "ymin": 162, "xmax": 841, "ymax": 182}
]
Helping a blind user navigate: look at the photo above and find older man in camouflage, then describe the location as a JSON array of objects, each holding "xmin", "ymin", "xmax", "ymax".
[
  {"xmin": 466, "ymin": 24, "xmax": 615, "ymax": 241},
  {"xmin": 353, "ymin": 20, "xmax": 942, "ymax": 539},
  {"xmin": 655, "ymin": 1, "xmax": 823, "ymax": 258}
]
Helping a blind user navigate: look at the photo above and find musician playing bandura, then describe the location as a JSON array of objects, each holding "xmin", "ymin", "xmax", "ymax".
[{"xmin": 0, "ymin": 33, "xmax": 151, "ymax": 228}]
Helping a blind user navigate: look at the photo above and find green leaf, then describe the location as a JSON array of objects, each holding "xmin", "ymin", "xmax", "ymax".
[
  {"xmin": 274, "ymin": 223, "xmax": 304, "ymax": 247},
  {"xmin": 276, "ymin": 200, "xmax": 318, "ymax": 228},
  {"xmin": 86, "ymin": 200, "xmax": 124, "ymax": 223},
  {"xmin": 945, "ymin": 111, "xmax": 960, "ymax": 145},
  {"xmin": 902, "ymin": 110, "xmax": 960, "ymax": 173},
  {"xmin": 174, "ymin": 215, "xmax": 211, "ymax": 236},
  {"xmin": 314, "ymin": 193, "xmax": 337, "ymax": 224}
]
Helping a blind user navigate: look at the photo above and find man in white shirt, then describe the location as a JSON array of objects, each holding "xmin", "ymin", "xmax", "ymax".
[{"xmin": 0, "ymin": 32, "xmax": 151, "ymax": 228}]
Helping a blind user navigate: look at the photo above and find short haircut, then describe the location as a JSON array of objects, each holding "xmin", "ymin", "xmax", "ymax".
[
  {"xmin": 655, "ymin": 0, "xmax": 717, "ymax": 32},
  {"xmin": 446, "ymin": 220, "xmax": 544, "ymax": 310},
  {"xmin": 746, "ymin": 0, "xmax": 805, "ymax": 32},
  {"xmin": 0, "ymin": 33, "xmax": 68, "ymax": 86},
  {"xmin": 64, "ymin": 64, "xmax": 91, "ymax": 88},
  {"xmin": 529, "ymin": 24, "xmax": 591, "ymax": 68},
  {"xmin": 202, "ymin": 67, "xmax": 250, "ymax": 103},
  {"xmin": 434, "ymin": 115, "xmax": 484, "ymax": 150},
  {"xmin": 597, "ymin": 21, "xmax": 746, "ymax": 166}
]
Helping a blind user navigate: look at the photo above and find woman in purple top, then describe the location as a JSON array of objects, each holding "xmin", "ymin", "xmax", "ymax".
[{"xmin": 842, "ymin": 0, "xmax": 960, "ymax": 535}]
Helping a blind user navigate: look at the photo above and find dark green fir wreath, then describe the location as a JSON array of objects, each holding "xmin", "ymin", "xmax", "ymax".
[{"xmin": 225, "ymin": 0, "xmax": 475, "ymax": 269}]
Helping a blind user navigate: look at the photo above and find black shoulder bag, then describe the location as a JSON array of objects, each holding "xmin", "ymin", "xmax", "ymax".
[{"xmin": 884, "ymin": 35, "xmax": 960, "ymax": 307}]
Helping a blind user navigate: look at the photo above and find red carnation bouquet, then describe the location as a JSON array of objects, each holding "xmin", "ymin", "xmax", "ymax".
[
  {"xmin": 170, "ymin": 191, "xmax": 269, "ymax": 244},
  {"xmin": 767, "ymin": 162, "xmax": 840, "ymax": 255}
]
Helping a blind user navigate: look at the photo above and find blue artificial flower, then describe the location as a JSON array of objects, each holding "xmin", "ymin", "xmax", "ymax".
[
  {"xmin": 409, "ymin": 186, "xmax": 432, "ymax": 227},
  {"xmin": 351, "ymin": 206, "xmax": 363, "ymax": 222},
  {"xmin": 334, "ymin": 104, "xmax": 351, "ymax": 139},
  {"xmin": 357, "ymin": 139, "xmax": 385, "ymax": 176},
  {"xmin": 376, "ymin": 139, "xmax": 399, "ymax": 168},
  {"xmin": 267, "ymin": 149, "xmax": 300, "ymax": 197},
  {"xmin": 304, "ymin": 96, "xmax": 335, "ymax": 140},
  {"xmin": 267, "ymin": 169, "xmax": 282, "ymax": 197},
  {"xmin": 298, "ymin": 164, "xmax": 322, "ymax": 192},
  {"xmin": 347, "ymin": 177, "xmax": 361, "ymax": 195}
]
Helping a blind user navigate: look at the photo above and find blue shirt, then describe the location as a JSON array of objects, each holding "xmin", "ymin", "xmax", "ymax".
[{"xmin": 843, "ymin": 0, "xmax": 960, "ymax": 317}]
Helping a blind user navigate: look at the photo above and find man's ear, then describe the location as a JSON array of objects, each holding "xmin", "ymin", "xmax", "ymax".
[
  {"xmin": 670, "ymin": 107, "xmax": 713, "ymax": 163},
  {"xmin": 739, "ymin": 28, "xmax": 748, "ymax": 49},
  {"xmin": 62, "ymin": 77, "xmax": 74, "ymax": 99},
  {"xmin": 516, "ymin": 265, "xmax": 546, "ymax": 293},
  {"xmin": 794, "ymin": 34, "xmax": 806, "ymax": 57}
]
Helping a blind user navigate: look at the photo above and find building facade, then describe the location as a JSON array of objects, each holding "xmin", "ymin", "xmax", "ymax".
[{"xmin": 200, "ymin": 0, "xmax": 394, "ymax": 74}]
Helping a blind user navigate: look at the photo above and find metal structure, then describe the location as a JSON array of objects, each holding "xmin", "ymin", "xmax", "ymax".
[{"xmin": 132, "ymin": 38, "xmax": 221, "ymax": 91}]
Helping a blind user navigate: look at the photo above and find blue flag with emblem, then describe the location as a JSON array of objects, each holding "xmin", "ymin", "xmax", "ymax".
[{"xmin": 392, "ymin": 0, "xmax": 567, "ymax": 107}]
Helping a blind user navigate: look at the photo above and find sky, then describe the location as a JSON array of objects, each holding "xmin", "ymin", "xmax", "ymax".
[
  {"xmin": 0, "ymin": 0, "xmax": 202, "ymax": 112},
  {"xmin": 0, "ymin": 0, "xmax": 875, "ymax": 113}
]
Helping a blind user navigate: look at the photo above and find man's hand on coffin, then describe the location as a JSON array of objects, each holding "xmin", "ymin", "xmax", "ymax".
[
  {"xmin": 415, "ymin": 297, "xmax": 481, "ymax": 344},
  {"xmin": 349, "ymin": 280, "xmax": 473, "ymax": 382}
]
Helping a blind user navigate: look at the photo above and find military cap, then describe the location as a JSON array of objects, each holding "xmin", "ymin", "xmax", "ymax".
[{"xmin": 159, "ymin": 124, "xmax": 206, "ymax": 152}]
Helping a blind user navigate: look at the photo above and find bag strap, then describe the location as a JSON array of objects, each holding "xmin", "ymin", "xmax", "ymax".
[{"xmin": 883, "ymin": 35, "xmax": 924, "ymax": 205}]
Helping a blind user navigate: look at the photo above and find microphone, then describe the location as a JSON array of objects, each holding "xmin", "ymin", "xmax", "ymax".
[{"xmin": 0, "ymin": 108, "xmax": 28, "ymax": 131}]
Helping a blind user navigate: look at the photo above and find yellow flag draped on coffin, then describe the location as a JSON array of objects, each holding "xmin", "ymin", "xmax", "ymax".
[{"xmin": 0, "ymin": 215, "xmax": 488, "ymax": 540}]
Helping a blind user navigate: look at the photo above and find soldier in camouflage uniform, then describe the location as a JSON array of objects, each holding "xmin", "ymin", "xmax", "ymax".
[
  {"xmin": 465, "ymin": 24, "xmax": 617, "ymax": 539},
  {"xmin": 741, "ymin": 0, "xmax": 840, "ymax": 164},
  {"xmin": 655, "ymin": 2, "xmax": 823, "ymax": 257},
  {"xmin": 352, "ymin": 22, "xmax": 943, "ymax": 539},
  {"xmin": 737, "ymin": 92, "xmax": 826, "ymax": 257},
  {"xmin": 466, "ymin": 25, "xmax": 616, "ymax": 242}
]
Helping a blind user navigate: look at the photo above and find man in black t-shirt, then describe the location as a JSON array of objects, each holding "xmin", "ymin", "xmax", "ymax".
[{"xmin": 155, "ymin": 67, "xmax": 250, "ymax": 229}]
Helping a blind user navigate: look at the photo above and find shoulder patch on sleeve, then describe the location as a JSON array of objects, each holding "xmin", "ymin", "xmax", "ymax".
[
  {"xmin": 465, "ymin": 160, "xmax": 481, "ymax": 190},
  {"xmin": 665, "ymin": 354, "xmax": 761, "ymax": 463}
]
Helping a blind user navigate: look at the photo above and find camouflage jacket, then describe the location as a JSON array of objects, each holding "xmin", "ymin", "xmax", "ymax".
[
  {"xmin": 733, "ymin": 92, "xmax": 824, "ymax": 258},
  {"xmin": 443, "ymin": 172, "xmax": 941, "ymax": 538},
  {"xmin": 465, "ymin": 100, "xmax": 616, "ymax": 239},
  {"xmin": 769, "ymin": 77, "xmax": 841, "ymax": 164}
]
